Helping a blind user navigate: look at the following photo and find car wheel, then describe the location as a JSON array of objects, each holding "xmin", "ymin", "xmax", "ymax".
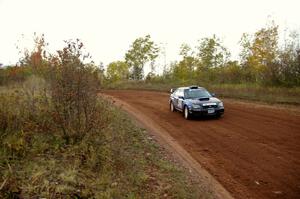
[
  {"xmin": 170, "ymin": 102, "xmax": 175, "ymax": 112},
  {"xmin": 184, "ymin": 106, "xmax": 190, "ymax": 120}
]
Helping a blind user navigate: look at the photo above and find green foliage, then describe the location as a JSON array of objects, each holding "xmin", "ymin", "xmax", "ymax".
[
  {"xmin": 106, "ymin": 61, "xmax": 129, "ymax": 82},
  {"xmin": 179, "ymin": 43, "xmax": 193, "ymax": 58},
  {"xmin": 169, "ymin": 35, "xmax": 231, "ymax": 83},
  {"xmin": 154, "ymin": 22, "xmax": 300, "ymax": 87},
  {"xmin": 221, "ymin": 61, "xmax": 244, "ymax": 83},
  {"xmin": 170, "ymin": 43, "xmax": 196, "ymax": 82},
  {"xmin": 242, "ymin": 21, "xmax": 280, "ymax": 84},
  {"xmin": 236, "ymin": 21, "xmax": 299, "ymax": 86},
  {"xmin": 125, "ymin": 35, "xmax": 159, "ymax": 80},
  {"xmin": 278, "ymin": 30, "xmax": 300, "ymax": 86},
  {"xmin": 196, "ymin": 34, "xmax": 230, "ymax": 70},
  {"xmin": 173, "ymin": 57, "xmax": 196, "ymax": 82}
]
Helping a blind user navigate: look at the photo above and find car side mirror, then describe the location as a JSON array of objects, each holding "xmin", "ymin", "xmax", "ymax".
[
  {"xmin": 211, "ymin": 93, "xmax": 216, "ymax": 97},
  {"xmin": 178, "ymin": 96, "xmax": 185, "ymax": 100},
  {"xmin": 170, "ymin": 88, "xmax": 174, "ymax": 93}
]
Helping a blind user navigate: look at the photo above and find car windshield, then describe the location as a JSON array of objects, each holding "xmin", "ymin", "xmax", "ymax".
[{"xmin": 184, "ymin": 89, "xmax": 211, "ymax": 99}]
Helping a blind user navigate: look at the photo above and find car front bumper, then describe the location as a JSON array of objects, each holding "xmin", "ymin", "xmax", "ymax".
[{"xmin": 189, "ymin": 107, "xmax": 224, "ymax": 116}]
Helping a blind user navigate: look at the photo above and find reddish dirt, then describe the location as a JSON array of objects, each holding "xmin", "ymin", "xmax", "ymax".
[{"xmin": 103, "ymin": 90, "xmax": 300, "ymax": 199}]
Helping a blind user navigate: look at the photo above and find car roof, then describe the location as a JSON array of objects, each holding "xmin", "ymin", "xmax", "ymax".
[{"xmin": 177, "ymin": 86, "xmax": 205, "ymax": 90}]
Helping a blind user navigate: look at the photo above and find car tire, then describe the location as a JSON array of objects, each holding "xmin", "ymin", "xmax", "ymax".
[
  {"xmin": 215, "ymin": 113, "xmax": 222, "ymax": 119},
  {"xmin": 184, "ymin": 106, "xmax": 190, "ymax": 120},
  {"xmin": 170, "ymin": 102, "xmax": 176, "ymax": 112}
]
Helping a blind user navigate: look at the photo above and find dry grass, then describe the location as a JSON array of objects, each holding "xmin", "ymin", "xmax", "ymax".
[{"xmin": 0, "ymin": 79, "xmax": 211, "ymax": 198}]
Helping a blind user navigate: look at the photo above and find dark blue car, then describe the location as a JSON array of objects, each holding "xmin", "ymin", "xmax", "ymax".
[{"xmin": 169, "ymin": 86, "xmax": 224, "ymax": 119}]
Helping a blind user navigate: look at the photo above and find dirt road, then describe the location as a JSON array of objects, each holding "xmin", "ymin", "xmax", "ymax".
[{"xmin": 104, "ymin": 90, "xmax": 300, "ymax": 199}]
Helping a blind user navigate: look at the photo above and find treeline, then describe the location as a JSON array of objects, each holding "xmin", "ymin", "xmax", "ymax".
[
  {"xmin": 0, "ymin": 36, "xmax": 104, "ymax": 87},
  {"xmin": 105, "ymin": 21, "xmax": 300, "ymax": 87},
  {"xmin": 0, "ymin": 21, "xmax": 299, "ymax": 87}
]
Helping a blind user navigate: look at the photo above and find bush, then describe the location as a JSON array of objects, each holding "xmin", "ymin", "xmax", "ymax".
[{"xmin": 46, "ymin": 40, "xmax": 102, "ymax": 144}]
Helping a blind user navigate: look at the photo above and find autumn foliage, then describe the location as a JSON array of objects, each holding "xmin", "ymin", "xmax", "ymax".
[{"xmin": 104, "ymin": 22, "xmax": 300, "ymax": 87}]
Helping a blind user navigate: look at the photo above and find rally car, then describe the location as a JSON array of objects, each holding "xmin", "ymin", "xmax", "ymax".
[{"xmin": 169, "ymin": 86, "xmax": 224, "ymax": 119}]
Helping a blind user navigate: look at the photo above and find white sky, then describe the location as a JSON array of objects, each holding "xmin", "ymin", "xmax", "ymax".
[{"xmin": 1, "ymin": 0, "xmax": 300, "ymax": 72}]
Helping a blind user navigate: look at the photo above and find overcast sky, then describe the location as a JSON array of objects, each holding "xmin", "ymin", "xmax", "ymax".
[{"xmin": 1, "ymin": 0, "xmax": 300, "ymax": 71}]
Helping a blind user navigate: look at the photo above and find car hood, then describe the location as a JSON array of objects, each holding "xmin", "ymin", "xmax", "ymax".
[{"xmin": 186, "ymin": 97, "xmax": 221, "ymax": 105}]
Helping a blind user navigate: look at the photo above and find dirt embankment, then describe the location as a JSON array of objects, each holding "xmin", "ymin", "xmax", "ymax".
[{"xmin": 103, "ymin": 90, "xmax": 300, "ymax": 199}]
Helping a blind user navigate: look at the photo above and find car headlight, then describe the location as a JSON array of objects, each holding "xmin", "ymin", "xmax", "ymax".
[
  {"xmin": 218, "ymin": 102, "xmax": 224, "ymax": 107},
  {"xmin": 192, "ymin": 104, "xmax": 201, "ymax": 109}
]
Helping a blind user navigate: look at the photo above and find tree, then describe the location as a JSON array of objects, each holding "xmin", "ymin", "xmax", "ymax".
[
  {"xmin": 250, "ymin": 22, "xmax": 279, "ymax": 84},
  {"xmin": 106, "ymin": 61, "xmax": 129, "ymax": 82},
  {"xmin": 196, "ymin": 35, "xmax": 230, "ymax": 70},
  {"xmin": 221, "ymin": 61, "xmax": 243, "ymax": 83},
  {"xmin": 172, "ymin": 43, "xmax": 196, "ymax": 82},
  {"xmin": 238, "ymin": 33, "xmax": 255, "ymax": 82},
  {"xmin": 125, "ymin": 35, "xmax": 159, "ymax": 80},
  {"xmin": 239, "ymin": 22, "xmax": 280, "ymax": 84},
  {"xmin": 179, "ymin": 43, "xmax": 193, "ymax": 58},
  {"xmin": 195, "ymin": 35, "xmax": 230, "ymax": 82},
  {"xmin": 279, "ymin": 30, "xmax": 300, "ymax": 86},
  {"xmin": 18, "ymin": 33, "xmax": 49, "ymax": 75},
  {"xmin": 239, "ymin": 33, "xmax": 252, "ymax": 65}
]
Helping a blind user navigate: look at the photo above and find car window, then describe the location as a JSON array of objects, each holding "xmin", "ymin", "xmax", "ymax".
[
  {"xmin": 174, "ymin": 89, "xmax": 181, "ymax": 97},
  {"xmin": 173, "ymin": 89, "xmax": 179, "ymax": 96},
  {"xmin": 178, "ymin": 89, "xmax": 184, "ymax": 97},
  {"xmin": 184, "ymin": 89, "xmax": 211, "ymax": 99}
]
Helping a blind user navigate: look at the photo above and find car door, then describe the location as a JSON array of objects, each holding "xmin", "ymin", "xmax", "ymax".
[
  {"xmin": 172, "ymin": 90, "xmax": 179, "ymax": 109},
  {"xmin": 177, "ymin": 89, "xmax": 184, "ymax": 111}
]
